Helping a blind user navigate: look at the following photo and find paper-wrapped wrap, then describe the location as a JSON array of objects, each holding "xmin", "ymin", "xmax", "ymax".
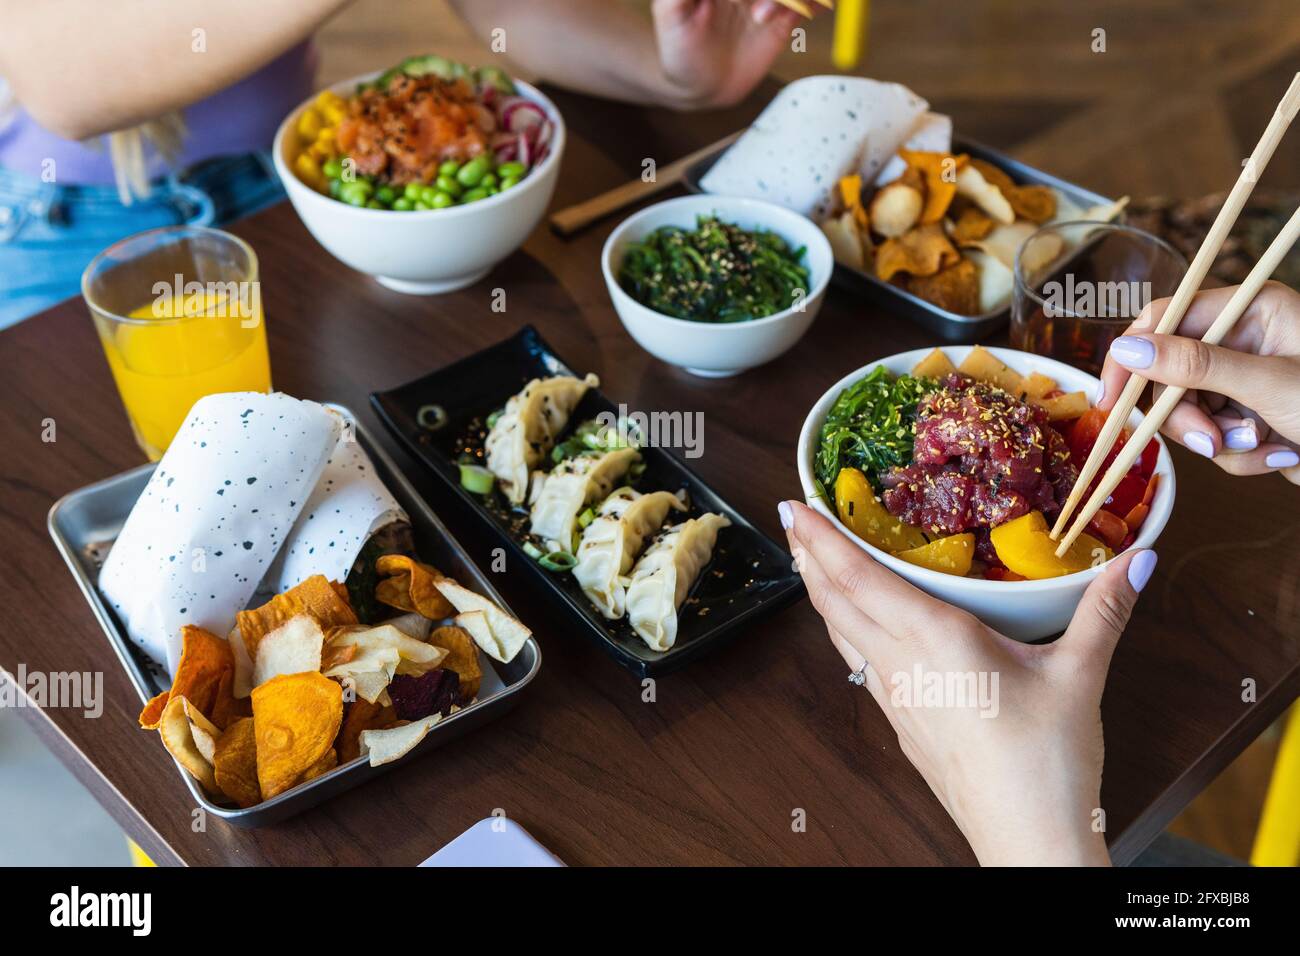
[
  {"xmin": 99, "ymin": 393, "xmax": 408, "ymax": 677},
  {"xmin": 701, "ymin": 76, "xmax": 929, "ymax": 220}
]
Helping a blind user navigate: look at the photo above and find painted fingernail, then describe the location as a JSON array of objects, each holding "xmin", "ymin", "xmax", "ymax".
[
  {"xmin": 778, "ymin": 499, "xmax": 794, "ymax": 530},
  {"xmin": 1266, "ymin": 450, "xmax": 1300, "ymax": 469},
  {"xmin": 1223, "ymin": 425, "xmax": 1258, "ymax": 451},
  {"xmin": 1127, "ymin": 550, "xmax": 1158, "ymax": 593},
  {"xmin": 1183, "ymin": 430, "xmax": 1215, "ymax": 458},
  {"xmin": 1110, "ymin": 336, "xmax": 1155, "ymax": 369},
  {"xmin": 1093, "ymin": 379, "xmax": 1106, "ymax": 404}
]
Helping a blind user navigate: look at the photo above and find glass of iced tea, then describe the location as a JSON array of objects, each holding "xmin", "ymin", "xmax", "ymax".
[
  {"xmin": 83, "ymin": 226, "xmax": 272, "ymax": 460},
  {"xmin": 1011, "ymin": 222, "xmax": 1186, "ymax": 375}
]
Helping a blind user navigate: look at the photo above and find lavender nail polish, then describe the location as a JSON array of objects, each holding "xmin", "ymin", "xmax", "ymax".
[
  {"xmin": 1128, "ymin": 550, "xmax": 1158, "ymax": 592},
  {"xmin": 778, "ymin": 500, "xmax": 794, "ymax": 530},
  {"xmin": 1266, "ymin": 450, "xmax": 1300, "ymax": 469},
  {"xmin": 1183, "ymin": 431, "xmax": 1215, "ymax": 458},
  {"xmin": 1093, "ymin": 379, "xmax": 1106, "ymax": 405},
  {"xmin": 1223, "ymin": 426, "xmax": 1257, "ymax": 451},
  {"xmin": 1110, "ymin": 336, "xmax": 1155, "ymax": 369}
]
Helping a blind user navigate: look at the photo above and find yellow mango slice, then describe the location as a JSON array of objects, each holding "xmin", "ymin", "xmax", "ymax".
[
  {"xmin": 990, "ymin": 511, "xmax": 1113, "ymax": 579},
  {"xmin": 893, "ymin": 533, "xmax": 974, "ymax": 577},
  {"xmin": 834, "ymin": 467, "xmax": 928, "ymax": 552}
]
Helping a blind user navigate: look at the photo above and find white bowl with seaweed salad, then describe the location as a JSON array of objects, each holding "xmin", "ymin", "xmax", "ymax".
[{"xmin": 602, "ymin": 195, "xmax": 832, "ymax": 377}]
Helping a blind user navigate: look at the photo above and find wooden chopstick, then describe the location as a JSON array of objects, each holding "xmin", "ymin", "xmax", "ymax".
[
  {"xmin": 1055, "ymin": 200, "xmax": 1300, "ymax": 556},
  {"xmin": 1050, "ymin": 72, "xmax": 1300, "ymax": 543},
  {"xmin": 548, "ymin": 131, "xmax": 742, "ymax": 237}
]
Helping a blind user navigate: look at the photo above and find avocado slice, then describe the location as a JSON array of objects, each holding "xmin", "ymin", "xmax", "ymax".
[
  {"xmin": 399, "ymin": 55, "xmax": 465, "ymax": 80},
  {"xmin": 474, "ymin": 65, "xmax": 517, "ymax": 95}
]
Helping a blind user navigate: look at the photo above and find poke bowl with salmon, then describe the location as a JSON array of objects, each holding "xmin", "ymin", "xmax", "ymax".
[
  {"xmin": 274, "ymin": 55, "xmax": 564, "ymax": 293},
  {"xmin": 796, "ymin": 345, "xmax": 1174, "ymax": 641}
]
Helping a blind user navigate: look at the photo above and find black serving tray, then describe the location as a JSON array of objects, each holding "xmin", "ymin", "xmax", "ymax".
[
  {"xmin": 371, "ymin": 326, "xmax": 805, "ymax": 677},
  {"xmin": 682, "ymin": 134, "xmax": 1121, "ymax": 343}
]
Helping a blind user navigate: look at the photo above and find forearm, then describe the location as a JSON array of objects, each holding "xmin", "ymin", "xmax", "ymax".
[
  {"xmin": 450, "ymin": 0, "xmax": 696, "ymax": 108},
  {"xmin": 0, "ymin": 0, "xmax": 349, "ymax": 140}
]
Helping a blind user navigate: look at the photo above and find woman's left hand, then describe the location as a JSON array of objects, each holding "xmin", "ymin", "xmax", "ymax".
[
  {"xmin": 652, "ymin": 1, "xmax": 808, "ymax": 109},
  {"xmin": 779, "ymin": 499, "xmax": 1158, "ymax": 866}
]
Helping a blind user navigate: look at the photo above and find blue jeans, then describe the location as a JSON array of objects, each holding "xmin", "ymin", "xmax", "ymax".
[{"xmin": 0, "ymin": 153, "xmax": 285, "ymax": 329}]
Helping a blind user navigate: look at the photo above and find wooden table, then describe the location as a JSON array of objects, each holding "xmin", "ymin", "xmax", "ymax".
[{"xmin": 3, "ymin": 86, "xmax": 1297, "ymax": 867}]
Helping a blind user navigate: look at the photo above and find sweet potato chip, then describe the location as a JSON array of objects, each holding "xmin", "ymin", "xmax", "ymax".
[
  {"xmin": 251, "ymin": 671, "xmax": 343, "ymax": 800},
  {"xmin": 138, "ymin": 625, "xmax": 234, "ymax": 729},
  {"xmin": 899, "ymin": 149, "xmax": 968, "ymax": 224},
  {"xmin": 949, "ymin": 205, "xmax": 996, "ymax": 244},
  {"xmin": 906, "ymin": 258, "xmax": 980, "ymax": 315},
  {"xmin": 374, "ymin": 555, "xmax": 454, "ymax": 620},
  {"xmin": 337, "ymin": 699, "xmax": 398, "ymax": 764},
  {"xmin": 838, "ymin": 174, "xmax": 869, "ymax": 230},
  {"xmin": 1006, "ymin": 184, "xmax": 1057, "ymax": 224},
  {"xmin": 320, "ymin": 642, "xmax": 358, "ymax": 673},
  {"xmin": 430, "ymin": 625, "xmax": 482, "ymax": 700},
  {"xmin": 209, "ymin": 667, "xmax": 248, "ymax": 729},
  {"xmin": 213, "ymin": 717, "xmax": 260, "ymax": 809},
  {"xmin": 236, "ymin": 575, "xmax": 357, "ymax": 663},
  {"xmin": 875, "ymin": 224, "xmax": 961, "ymax": 282},
  {"xmin": 298, "ymin": 748, "xmax": 337, "ymax": 784}
]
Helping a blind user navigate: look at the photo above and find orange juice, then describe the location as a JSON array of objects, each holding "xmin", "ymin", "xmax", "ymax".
[{"xmin": 97, "ymin": 290, "xmax": 271, "ymax": 459}]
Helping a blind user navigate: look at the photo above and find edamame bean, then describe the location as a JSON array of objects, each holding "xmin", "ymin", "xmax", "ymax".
[
  {"xmin": 322, "ymin": 157, "xmax": 344, "ymax": 179},
  {"xmin": 438, "ymin": 160, "xmax": 461, "ymax": 178},
  {"xmin": 376, "ymin": 185, "xmax": 396, "ymax": 204},
  {"xmin": 435, "ymin": 175, "xmax": 462, "ymax": 197},
  {"xmin": 392, "ymin": 197, "xmax": 413, "ymax": 211},
  {"xmin": 431, "ymin": 191, "xmax": 455, "ymax": 208},
  {"xmin": 404, "ymin": 182, "xmax": 423, "ymax": 201},
  {"xmin": 499, "ymin": 175, "xmax": 520, "ymax": 191},
  {"xmin": 496, "ymin": 161, "xmax": 526, "ymax": 180},
  {"xmin": 456, "ymin": 156, "xmax": 489, "ymax": 187},
  {"xmin": 414, "ymin": 201, "xmax": 432, "ymax": 210},
  {"xmin": 461, "ymin": 186, "xmax": 490, "ymax": 203},
  {"xmin": 420, "ymin": 185, "xmax": 440, "ymax": 205},
  {"xmin": 480, "ymin": 172, "xmax": 497, "ymax": 189},
  {"xmin": 366, "ymin": 199, "xmax": 383, "ymax": 209}
]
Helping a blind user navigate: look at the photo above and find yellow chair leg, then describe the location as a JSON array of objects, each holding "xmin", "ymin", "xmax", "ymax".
[
  {"xmin": 127, "ymin": 838, "xmax": 156, "ymax": 867},
  {"xmin": 832, "ymin": 0, "xmax": 870, "ymax": 70},
  {"xmin": 1251, "ymin": 704, "xmax": 1300, "ymax": 867}
]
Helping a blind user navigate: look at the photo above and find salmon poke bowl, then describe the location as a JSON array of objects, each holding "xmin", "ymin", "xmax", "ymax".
[
  {"xmin": 274, "ymin": 55, "xmax": 564, "ymax": 294},
  {"xmin": 796, "ymin": 345, "xmax": 1175, "ymax": 641}
]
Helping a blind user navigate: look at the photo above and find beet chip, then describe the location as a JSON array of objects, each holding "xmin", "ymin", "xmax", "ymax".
[{"xmin": 388, "ymin": 669, "xmax": 461, "ymax": 721}]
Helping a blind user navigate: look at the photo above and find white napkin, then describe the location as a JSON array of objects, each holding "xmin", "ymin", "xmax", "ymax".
[
  {"xmin": 874, "ymin": 112, "xmax": 953, "ymax": 185},
  {"xmin": 264, "ymin": 430, "xmax": 406, "ymax": 594},
  {"xmin": 701, "ymin": 75, "xmax": 929, "ymax": 220},
  {"xmin": 99, "ymin": 392, "xmax": 342, "ymax": 676}
]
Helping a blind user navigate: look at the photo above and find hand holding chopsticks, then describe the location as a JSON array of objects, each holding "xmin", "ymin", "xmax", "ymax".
[{"xmin": 1051, "ymin": 72, "xmax": 1300, "ymax": 556}]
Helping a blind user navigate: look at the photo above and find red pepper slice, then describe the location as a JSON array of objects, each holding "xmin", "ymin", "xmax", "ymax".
[{"xmin": 1087, "ymin": 509, "xmax": 1129, "ymax": 551}]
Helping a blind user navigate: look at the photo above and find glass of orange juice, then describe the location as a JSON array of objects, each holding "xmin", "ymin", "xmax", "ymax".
[{"xmin": 82, "ymin": 226, "xmax": 272, "ymax": 460}]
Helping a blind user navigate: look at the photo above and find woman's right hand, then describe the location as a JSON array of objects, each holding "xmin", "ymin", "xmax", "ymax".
[{"xmin": 1098, "ymin": 280, "xmax": 1300, "ymax": 484}]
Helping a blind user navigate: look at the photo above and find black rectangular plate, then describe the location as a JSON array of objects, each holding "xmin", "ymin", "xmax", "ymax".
[
  {"xmin": 371, "ymin": 326, "xmax": 805, "ymax": 677},
  {"xmin": 681, "ymin": 134, "xmax": 1119, "ymax": 343}
]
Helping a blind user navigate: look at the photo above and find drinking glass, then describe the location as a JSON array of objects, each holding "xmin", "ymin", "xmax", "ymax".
[
  {"xmin": 82, "ymin": 226, "xmax": 272, "ymax": 460},
  {"xmin": 1011, "ymin": 221, "xmax": 1187, "ymax": 375}
]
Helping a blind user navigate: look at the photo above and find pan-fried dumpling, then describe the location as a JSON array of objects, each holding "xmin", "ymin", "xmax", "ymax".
[
  {"xmin": 626, "ymin": 513, "xmax": 731, "ymax": 652},
  {"xmin": 485, "ymin": 374, "xmax": 598, "ymax": 504},
  {"xmin": 528, "ymin": 448, "xmax": 640, "ymax": 553},
  {"xmin": 573, "ymin": 488, "xmax": 686, "ymax": 619}
]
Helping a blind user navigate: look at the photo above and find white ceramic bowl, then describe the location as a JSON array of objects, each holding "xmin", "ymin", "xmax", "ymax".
[
  {"xmin": 601, "ymin": 195, "xmax": 833, "ymax": 377},
  {"xmin": 273, "ymin": 73, "xmax": 564, "ymax": 294},
  {"xmin": 796, "ymin": 346, "xmax": 1176, "ymax": 641}
]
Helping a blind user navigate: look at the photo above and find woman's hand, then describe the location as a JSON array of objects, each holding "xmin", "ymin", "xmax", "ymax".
[
  {"xmin": 1099, "ymin": 281, "xmax": 1300, "ymax": 483},
  {"xmin": 653, "ymin": 1, "xmax": 805, "ymax": 109},
  {"xmin": 779, "ymin": 499, "xmax": 1159, "ymax": 866}
]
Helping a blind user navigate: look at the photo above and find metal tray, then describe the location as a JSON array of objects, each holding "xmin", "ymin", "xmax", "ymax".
[
  {"xmin": 682, "ymin": 134, "xmax": 1119, "ymax": 343},
  {"xmin": 47, "ymin": 408, "xmax": 541, "ymax": 827}
]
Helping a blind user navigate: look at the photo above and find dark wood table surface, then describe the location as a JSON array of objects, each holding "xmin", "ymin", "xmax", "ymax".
[{"xmin": 2, "ymin": 86, "xmax": 1297, "ymax": 867}]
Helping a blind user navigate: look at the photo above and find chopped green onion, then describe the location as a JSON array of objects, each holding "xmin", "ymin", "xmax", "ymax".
[
  {"xmin": 458, "ymin": 464, "xmax": 495, "ymax": 495},
  {"xmin": 522, "ymin": 541, "xmax": 544, "ymax": 560},
  {"xmin": 485, "ymin": 408, "xmax": 504, "ymax": 429},
  {"xmin": 577, "ymin": 507, "xmax": 595, "ymax": 529},
  {"xmin": 538, "ymin": 551, "xmax": 577, "ymax": 572}
]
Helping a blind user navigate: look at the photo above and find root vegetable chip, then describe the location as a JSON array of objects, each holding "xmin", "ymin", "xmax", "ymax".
[
  {"xmin": 298, "ymin": 748, "xmax": 337, "ymax": 784},
  {"xmin": 386, "ymin": 612, "xmax": 433, "ymax": 641},
  {"xmin": 821, "ymin": 210, "xmax": 868, "ymax": 271},
  {"xmin": 906, "ymin": 258, "xmax": 980, "ymax": 315},
  {"xmin": 337, "ymin": 699, "xmax": 398, "ymax": 764},
  {"xmin": 236, "ymin": 575, "xmax": 357, "ymax": 664},
  {"xmin": 360, "ymin": 713, "xmax": 443, "ymax": 767},
  {"xmin": 375, "ymin": 555, "xmax": 455, "ymax": 620},
  {"xmin": 838, "ymin": 174, "xmax": 869, "ymax": 230},
  {"xmin": 875, "ymin": 224, "xmax": 960, "ymax": 282},
  {"xmin": 251, "ymin": 672, "xmax": 343, "ymax": 800},
  {"xmin": 436, "ymin": 579, "xmax": 531, "ymax": 663},
  {"xmin": 899, "ymin": 149, "xmax": 968, "ymax": 224},
  {"xmin": 969, "ymin": 158, "xmax": 1017, "ymax": 195},
  {"xmin": 184, "ymin": 699, "xmax": 222, "ymax": 765},
  {"xmin": 158, "ymin": 694, "xmax": 218, "ymax": 793},
  {"xmin": 251, "ymin": 614, "xmax": 325, "ymax": 689},
  {"xmin": 949, "ymin": 206, "xmax": 997, "ymax": 244},
  {"xmin": 213, "ymin": 717, "xmax": 260, "ymax": 808},
  {"xmin": 868, "ymin": 180, "xmax": 923, "ymax": 238},
  {"xmin": 1006, "ymin": 184, "xmax": 1057, "ymax": 224},
  {"xmin": 430, "ymin": 625, "xmax": 482, "ymax": 699},
  {"xmin": 388, "ymin": 668, "xmax": 461, "ymax": 721},
  {"xmin": 963, "ymin": 221, "xmax": 1042, "ymax": 271},
  {"xmin": 955, "ymin": 165, "xmax": 1014, "ymax": 224},
  {"xmin": 138, "ymin": 625, "xmax": 234, "ymax": 729},
  {"xmin": 965, "ymin": 250, "xmax": 1016, "ymax": 312}
]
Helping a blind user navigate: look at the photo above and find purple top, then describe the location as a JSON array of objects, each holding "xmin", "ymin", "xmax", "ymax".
[{"xmin": 0, "ymin": 41, "xmax": 317, "ymax": 185}]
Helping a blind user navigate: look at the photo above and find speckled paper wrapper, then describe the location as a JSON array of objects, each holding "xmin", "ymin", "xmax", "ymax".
[
  {"xmin": 99, "ymin": 392, "xmax": 342, "ymax": 676},
  {"xmin": 700, "ymin": 75, "xmax": 929, "ymax": 219}
]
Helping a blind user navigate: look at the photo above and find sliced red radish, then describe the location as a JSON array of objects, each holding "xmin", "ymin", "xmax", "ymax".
[
  {"xmin": 517, "ymin": 132, "xmax": 531, "ymax": 169},
  {"xmin": 503, "ymin": 99, "xmax": 547, "ymax": 135}
]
